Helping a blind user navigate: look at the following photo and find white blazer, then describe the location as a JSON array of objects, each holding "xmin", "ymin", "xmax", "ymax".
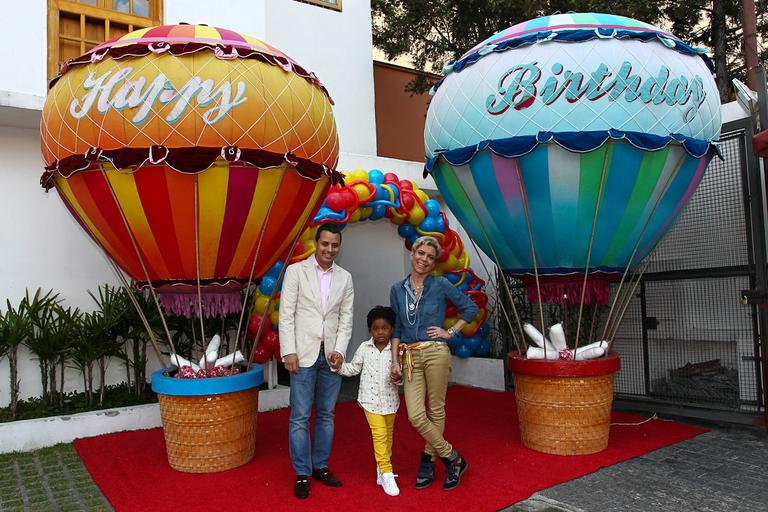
[{"xmin": 279, "ymin": 257, "xmax": 354, "ymax": 368}]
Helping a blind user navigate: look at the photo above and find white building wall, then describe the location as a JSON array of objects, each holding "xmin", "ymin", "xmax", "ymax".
[{"xmin": 0, "ymin": 0, "xmax": 443, "ymax": 406}]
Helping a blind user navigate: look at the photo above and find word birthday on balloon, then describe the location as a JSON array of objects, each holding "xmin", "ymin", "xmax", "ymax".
[
  {"xmin": 486, "ymin": 61, "xmax": 707, "ymax": 122},
  {"xmin": 69, "ymin": 67, "xmax": 248, "ymax": 125}
]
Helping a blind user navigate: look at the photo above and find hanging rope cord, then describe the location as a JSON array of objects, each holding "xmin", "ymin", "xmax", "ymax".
[
  {"xmin": 245, "ymin": 178, "xmax": 321, "ymax": 372},
  {"xmin": 229, "ymin": 166, "xmax": 290, "ymax": 366},
  {"xmin": 465, "ymin": 234, "xmax": 525, "ymax": 354},
  {"xmin": 55, "ymin": 179, "xmax": 168, "ymax": 367},
  {"xmin": 447, "ymin": 172, "xmax": 527, "ymax": 354},
  {"xmin": 600, "ymin": 149, "xmax": 688, "ymax": 344},
  {"xmin": 99, "ymin": 167, "xmax": 179, "ymax": 360},
  {"xmin": 515, "ymin": 164, "xmax": 547, "ymax": 357},
  {"xmin": 574, "ymin": 147, "xmax": 611, "ymax": 353},
  {"xmin": 193, "ymin": 174, "xmax": 208, "ymax": 358}
]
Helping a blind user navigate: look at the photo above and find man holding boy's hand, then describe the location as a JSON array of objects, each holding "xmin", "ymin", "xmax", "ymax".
[{"xmin": 279, "ymin": 223, "xmax": 354, "ymax": 500}]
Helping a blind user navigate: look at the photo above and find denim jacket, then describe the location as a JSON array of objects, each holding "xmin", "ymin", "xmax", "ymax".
[{"xmin": 389, "ymin": 275, "xmax": 478, "ymax": 344}]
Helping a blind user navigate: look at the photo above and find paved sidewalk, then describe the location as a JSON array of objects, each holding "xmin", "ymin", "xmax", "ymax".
[{"xmin": 509, "ymin": 424, "xmax": 768, "ymax": 512}]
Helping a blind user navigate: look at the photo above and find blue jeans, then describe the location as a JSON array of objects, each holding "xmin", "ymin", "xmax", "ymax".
[{"xmin": 288, "ymin": 350, "xmax": 342, "ymax": 476}]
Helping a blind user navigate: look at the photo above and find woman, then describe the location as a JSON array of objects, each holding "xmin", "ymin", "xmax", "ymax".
[{"xmin": 389, "ymin": 236, "xmax": 478, "ymax": 491}]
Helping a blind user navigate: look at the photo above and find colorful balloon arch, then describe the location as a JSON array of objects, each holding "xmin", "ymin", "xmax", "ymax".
[{"xmin": 247, "ymin": 169, "xmax": 491, "ymax": 362}]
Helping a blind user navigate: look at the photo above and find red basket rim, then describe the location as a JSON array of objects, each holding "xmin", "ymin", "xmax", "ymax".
[{"xmin": 507, "ymin": 350, "xmax": 621, "ymax": 377}]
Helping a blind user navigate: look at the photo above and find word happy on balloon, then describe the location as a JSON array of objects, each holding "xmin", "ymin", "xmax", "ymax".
[
  {"xmin": 486, "ymin": 61, "xmax": 707, "ymax": 122},
  {"xmin": 69, "ymin": 67, "xmax": 247, "ymax": 125}
]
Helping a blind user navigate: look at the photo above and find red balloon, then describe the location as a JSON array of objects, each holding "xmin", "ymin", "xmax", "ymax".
[
  {"xmin": 401, "ymin": 191, "xmax": 415, "ymax": 210},
  {"xmin": 384, "ymin": 173, "xmax": 399, "ymax": 183},
  {"xmin": 399, "ymin": 180, "xmax": 413, "ymax": 190},
  {"xmin": 470, "ymin": 292, "xmax": 488, "ymax": 308},
  {"xmin": 248, "ymin": 314, "xmax": 269, "ymax": 336},
  {"xmin": 261, "ymin": 330, "xmax": 280, "ymax": 352},
  {"xmin": 339, "ymin": 188, "xmax": 358, "ymax": 210},
  {"xmin": 438, "ymin": 245, "xmax": 450, "ymax": 262},
  {"xmin": 251, "ymin": 345, "xmax": 273, "ymax": 364},
  {"xmin": 325, "ymin": 190, "xmax": 345, "ymax": 212},
  {"xmin": 445, "ymin": 303, "xmax": 458, "ymax": 318}
]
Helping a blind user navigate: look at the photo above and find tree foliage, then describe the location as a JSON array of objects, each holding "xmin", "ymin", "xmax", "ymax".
[{"xmin": 372, "ymin": 0, "xmax": 768, "ymax": 101}]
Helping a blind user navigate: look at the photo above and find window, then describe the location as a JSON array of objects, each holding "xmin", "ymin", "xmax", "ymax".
[
  {"xmin": 48, "ymin": 0, "xmax": 163, "ymax": 79},
  {"xmin": 294, "ymin": 0, "xmax": 342, "ymax": 12}
]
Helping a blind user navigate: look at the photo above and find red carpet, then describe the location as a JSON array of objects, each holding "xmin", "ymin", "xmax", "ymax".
[{"xmin": 75, "ymin": 386, "xmax": 706, "ymax": 512}]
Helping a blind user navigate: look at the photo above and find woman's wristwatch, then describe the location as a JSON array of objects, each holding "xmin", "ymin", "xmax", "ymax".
[{"xmin": 447, "ymin": 327, "xmax": 457, "ymax": 338}]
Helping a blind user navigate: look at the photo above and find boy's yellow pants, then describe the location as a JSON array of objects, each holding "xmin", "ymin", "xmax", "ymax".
[{"xmin": 364, "ymin": 409, "xmax": 396, "ymax": 473}]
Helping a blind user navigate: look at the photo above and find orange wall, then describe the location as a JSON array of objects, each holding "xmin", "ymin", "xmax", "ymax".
[{"xmin": 373, "ymin": 62, "xmax": 437, "ymax": 163}]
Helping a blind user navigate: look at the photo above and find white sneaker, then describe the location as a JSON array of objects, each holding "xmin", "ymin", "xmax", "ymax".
[
  {"xmin": 381, "ymin": 472, "xmax": 400, "ymax": 496},
  {"xmin": 376, "ymin": 465, "xmax": 382, "ymax": 485}
]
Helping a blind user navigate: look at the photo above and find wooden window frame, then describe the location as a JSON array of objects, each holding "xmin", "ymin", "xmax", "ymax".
[
  {"xmin": 294, "ymin": 0, "xmax": 342, "ymax": 12},
  {"xmin": 48, "ymin": 0, "xmax": 163, "ymax": 79}
]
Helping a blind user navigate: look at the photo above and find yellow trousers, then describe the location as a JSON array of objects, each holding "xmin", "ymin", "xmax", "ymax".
[{"xmin": 364, "ymin": 409, "xmax": 396, "ymax": 473}]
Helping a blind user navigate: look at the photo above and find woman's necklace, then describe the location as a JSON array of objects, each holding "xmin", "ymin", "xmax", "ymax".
[{"xmin": 405, "ymin": 278, "xmax": 425, "ymax": 325}]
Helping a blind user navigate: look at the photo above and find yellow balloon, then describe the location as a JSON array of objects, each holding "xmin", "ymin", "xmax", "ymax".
[
  {"xmin": 443, "ymin": 316, "xmax": 459, "ymax": 329},
  {"xmin": 409, "ymin": 207, "xmax": 426, "ymax": 226},
  {"xmin": 461, "ymin": 321, "xmax": 478, "ymax": 336},
  {"xmin": 269, "ymin": 310, "xmax": 280, "ymax": 325},
  {"xmin": 349, "ymin": 168, "xmax": 369, "ymax": 182},
  {"xmin": 391, "ymin": 211, "xmax": 407, "ymax": 225},
  {"xmin": 358, "ymin": 206, "xmax": 372, "ymax": 220},
  {"xmin": 254, "ymin": 295, "xmax": 270, "ymax": 315},
  {"xmin": 352, "ymin": 183, "xmax": 370, "ymax": 201},
  {"xmin": 349, "ymin": 209, "xmax": 362, "ymax": 223},
  {"xmin": 415, "ymin": 190, "xmax": 429, "ymax": 204}
]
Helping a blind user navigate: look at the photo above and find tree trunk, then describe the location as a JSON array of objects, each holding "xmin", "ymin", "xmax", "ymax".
[
  {"xmin": 40, "ymin": 361, "xmax": 49, "ymax": 404},
  {"xmin": 59, "ymin": 359, "xmax": 65, "ymax": 407},
  {"xmin": 86, "ymin": 363, "xmax": 94, "ymax": 406},
  {"xmin": 9, "ymin": 348, "xmax": 19, "ymax": 420},
  {"xmin": 82, "ymin": 370, "xmax": 89, "ymax": 406},
  {"xmin": 712, "ymin": 0, "xmax": 729, "ymax": 102},
  {"xmin": 49, "ymin": 363, "xmax": 57, "ymax": 406},
  {"xmin": 139, "ymin": 340, "xmax": 147, "ymax": 395},
  {"xmin": 98, "ymin": 356, "xmax": 106, "ymax": 406}
]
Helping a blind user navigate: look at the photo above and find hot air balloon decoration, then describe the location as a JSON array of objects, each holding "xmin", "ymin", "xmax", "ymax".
[
  {"xmin": 40, "ymin": 24, "xmax": 340, "ymax": 472},
  {"xmin": 425, "ymin": 13, "xmax": 721, "ymax": 454}
]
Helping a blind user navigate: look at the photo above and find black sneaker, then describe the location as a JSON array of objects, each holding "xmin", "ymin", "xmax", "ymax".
[
  {"xmin": 312, "ymin": 467, "xmax": 343, "ymax": 487},
  {"xmin": 440, "ymin": 452, "xmax": 468, "ymax": 490},
  {"xmin": 415, "ymin": 452, "xmax": 435, "ymax": 489},
  {"xmin": 294, "ymin": 475, "xmax": 310, "ymax": 499}
]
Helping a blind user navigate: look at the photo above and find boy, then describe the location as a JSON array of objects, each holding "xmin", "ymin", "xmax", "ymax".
[{"xmin": 338, "ymin": 306, "xmax": 401, "ymax": 496}]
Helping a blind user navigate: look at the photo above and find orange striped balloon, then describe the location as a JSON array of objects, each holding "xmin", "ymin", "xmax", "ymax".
[{"xmin": 40, "ymin": 25, "xmax": 340, "ymax": 317}]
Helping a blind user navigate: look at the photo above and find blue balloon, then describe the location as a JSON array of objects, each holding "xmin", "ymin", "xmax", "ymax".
[
  {"xmin": 266, "ymin": 260, "xmax": 284, "ymax": 279},
  {"xmin": 448, "ymin": 335, "xmax": 464, "ymax": 352},
  {"xmin": 259, "ymin": 275, "xmax": 277, "ymax": 296},
  {"xmin": 474, "ymin": 339, "xmax": 491, "ymax": 357},
  {"xmin": 457, "ymin": 280, "xmax": 469, "ymax": 292},
  {"xmin": 407, "ymin": 233, "xmax": 419, "ymax": 246},
  {"xmin": 424, "ymin": 199, "xmax": 442, "ymax": 218},
  {"xmin": 368, "ymin": 169, "xmax": 384, "ymax": 184},
  {"xmin": 419, "ymin": 217, "xmax": 440, "ymax": 234},
  {"xmin": 479, "ymin": 323, "xmax": 490, "ymax": 337},
  {"xmin": 398, "ymin": 223, "xmax": 416, "ymax": 239},
  {"xmin": 456, "ymin": 344, "xmax": 473, "ymax": 359},
  {"xmin": 445, "ymin": 272, "xmax": 462, "ymax": 284},
  {"xmin": 434, "ymin": 216, "xmax": 446, "ymax": 233},
  {"xmin": 370, "ymin": 204, "xmax": 386, "ymax": 220},
  {"xmin": 463, "ymin": 335, "xmax": 481, "ymax": 351}
]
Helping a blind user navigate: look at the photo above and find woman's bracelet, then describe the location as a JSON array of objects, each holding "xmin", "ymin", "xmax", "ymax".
[{"xmin": 447, "ymin": 327, "xmax": 457, "ymax": 338}]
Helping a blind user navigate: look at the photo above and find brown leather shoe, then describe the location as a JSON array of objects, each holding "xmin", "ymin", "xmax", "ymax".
[
  {"xmin": 294, "ymin": 475, "xmax": 310, "ymax": 499},
  {"xmin": 312, "ymin": 467, "xmax": 343, "ymax": 487}
]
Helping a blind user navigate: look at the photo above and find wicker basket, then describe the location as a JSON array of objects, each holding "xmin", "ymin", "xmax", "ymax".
[
  {"xmin": 508, "ymin": 351, "xmax": 621, "ymax": 455},
  {"xmin": 151, "ymin": 366, "xmax": 263, "ymax": 473}
]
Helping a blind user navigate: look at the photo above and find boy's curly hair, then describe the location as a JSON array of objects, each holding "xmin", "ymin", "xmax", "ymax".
[{"xmin": 367, "ymin": 305, "xmax": 396, "ymax": 329}]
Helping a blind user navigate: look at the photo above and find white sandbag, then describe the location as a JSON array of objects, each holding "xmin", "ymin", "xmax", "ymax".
[
  {"xmin": 523, "ymin": 323, "xmax": 546, "ymax": 348},
  {"xmin": 214, "ymin": 350, "xmax": 245, "ymax": 368},
  {"xmin": 205, "ymin": 334, "xmax": 221, "ymax": 356},
  {"xmin": 198, "ymin": 350, "xmax": 219, "ymax": 369},
  {"xmin": 526, "ymin": 346, "xmax": 560, "ymax": 360},
  {"xmin": 169, "ymin": 354, "xmax": 200, "ymax": 372},
  {"xmin": 548, "ymin": 323, "xmax": 567, "ymax": 351},
  {"xmin": 573, "ymin": 346, "xmax": 605, "ymax": 360}
]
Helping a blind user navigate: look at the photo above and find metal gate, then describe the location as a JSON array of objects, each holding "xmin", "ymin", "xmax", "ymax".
[{"xmin": 613, "ymin": 117, "xmax": 766, "ymax": 419}]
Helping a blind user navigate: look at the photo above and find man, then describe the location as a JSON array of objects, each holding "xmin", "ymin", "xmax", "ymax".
[{"xmin": 279, "ymin": 223, "xmax": 354, "ymax": 499}]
